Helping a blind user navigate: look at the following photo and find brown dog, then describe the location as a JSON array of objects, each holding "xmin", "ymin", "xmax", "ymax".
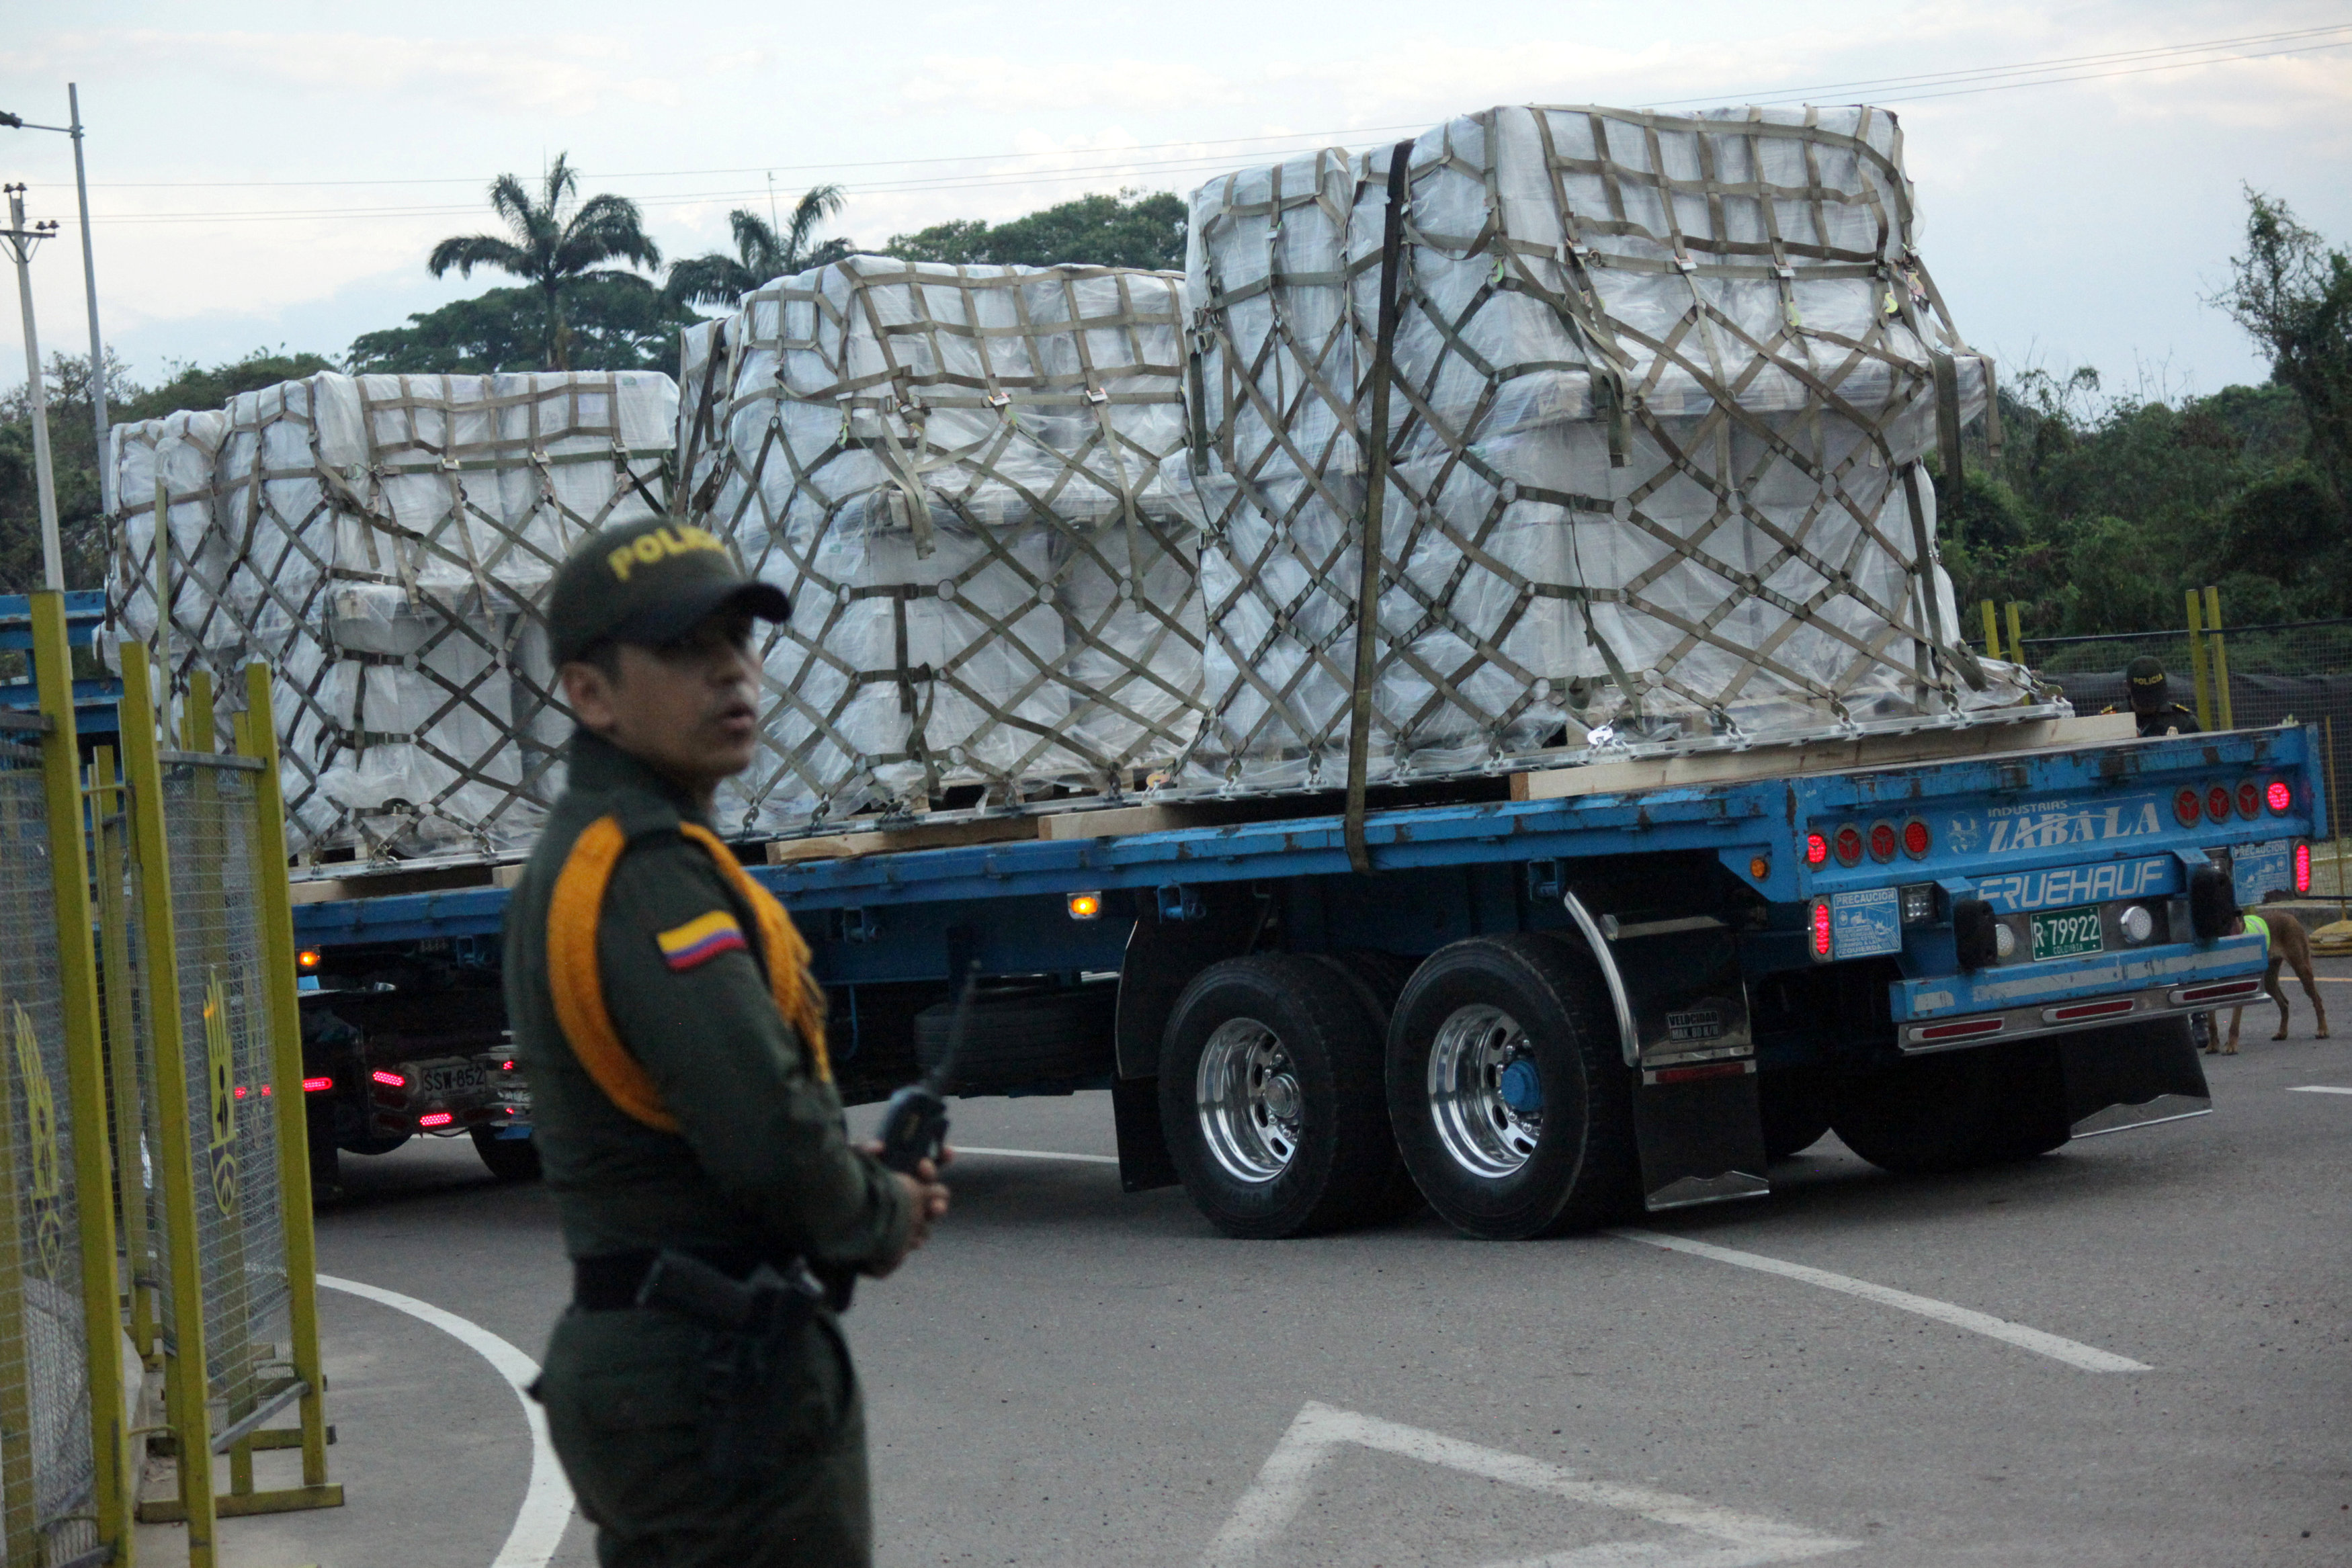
[{"xmin": 2213, "ymin": 908, "xmax": 2330, "ymax": 1053}]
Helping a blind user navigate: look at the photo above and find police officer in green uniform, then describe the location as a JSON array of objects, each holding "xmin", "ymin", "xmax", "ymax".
[
  {"xmin": 505, "ymin": 515, "xmax": 951, "ymax": 1567},
  {"xmin": 2102, "ymin": 654, "xmax": 2203, "ymax": 737}
]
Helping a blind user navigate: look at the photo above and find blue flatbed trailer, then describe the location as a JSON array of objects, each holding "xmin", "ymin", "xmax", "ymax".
[{"xmin": 289, "ymin": 715, "xmax": 2320, "ymax": 1236}]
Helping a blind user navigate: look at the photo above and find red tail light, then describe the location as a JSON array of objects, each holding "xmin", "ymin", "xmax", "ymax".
[
  {"xmin": 2206, "ymin": 785, "xmax": 2232, "ymax": 824},
  {"xmin": 2236, "ymin": 781, "xmax": 2261, "ymax": 820},
  {"xmin": 2174, "ymin": 788, "xmax": 2201, "ymax": 826},
  {"xmin": 1902, "ymin": 818, "xmax": 1931, "ymax": 858},
  {"xmin": 371, "ymin": 1070, "xmax": 406, "ymax": 1088},
  {"xmin": 301, "ymin": 1076, "xmax": 333, "ymax": 1093},
  {"xmin": 2268, "ymin": 780, "xmax": 2292, "ymax": 814},
  {"xmin": 500, "ymin": 1059, "xmax": 516, "ymax": 1072},
  {"xmin": 1833, "ymin": 826, "xmax": 1864, "ymax": 867},
  {"xmin": 1811, "ymin": 900, "xmax": 1833, "ymax": 957},
  {"xmin": 419, "ymin": 1112, "xmax": 454, "ymax": 1129},
  {"xmin": 232, "ymin": 1085, "xmax": 247, "ymax": 1100},
  {"xmin": 1869, "ymin": 822, "xmax": 1898, "ymax": 863},
  {"xmin": 2296, "ymin": 842, "xmax": 2312, "ymax": 894},
  {"xmin": 1805, "ymin": 832, "xmax": 1829, "ymax": 867}
]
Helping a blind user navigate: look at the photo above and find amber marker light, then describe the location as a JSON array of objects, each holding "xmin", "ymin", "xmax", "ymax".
[
  {"xmin": 1067, "ymin": 891, "xmax": 1104, "ymax": 920},
  {"xmin": 297, "ymin": 949, "xmax": 321, "ymax": 969},
  {"xmin": 1749, "ymin": 855, "xmax": 1771, "ymax": 880}
]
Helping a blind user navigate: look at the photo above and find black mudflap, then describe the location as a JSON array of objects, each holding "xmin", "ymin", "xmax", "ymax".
[
  {"xmin": 1111, "ymin": 1073, "xmax": 1178, "ymax": 1192},
  {"xmin": 1634, "ymin": 1065, "xmax": 1771, "ymax": 1211},
  {"xmin": 2062, "ymin": 1017, "xmax": 2213, "ymax": 1139}
]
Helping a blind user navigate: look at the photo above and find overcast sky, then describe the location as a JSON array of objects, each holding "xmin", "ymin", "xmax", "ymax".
[{"xmin": 4, "ymin": 1, "xmax": 2348, "ymax": 404}]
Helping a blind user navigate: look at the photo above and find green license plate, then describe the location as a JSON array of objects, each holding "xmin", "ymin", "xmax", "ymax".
[{"xmin": 2030, "ymin": 906, "xmax": 2105, "ymax": 962}]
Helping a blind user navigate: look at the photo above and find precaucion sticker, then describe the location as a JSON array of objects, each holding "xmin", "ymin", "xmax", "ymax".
[{"xmin": 1831, "ymin": 886, "xmax": 1903, "ymax": 959}]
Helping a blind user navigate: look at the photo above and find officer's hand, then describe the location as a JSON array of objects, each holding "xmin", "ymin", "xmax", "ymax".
[{"xmin": 858, "ymin": 1142, "xmax": 951, "ymax": 1277}]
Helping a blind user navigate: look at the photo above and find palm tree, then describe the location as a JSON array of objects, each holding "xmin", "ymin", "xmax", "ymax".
[
  {"xmin": 665, "ymin": 184, "xmax": 855, "ymax": 307},
  {"xmin": 427, "ymin": 154, "xmax": 662, "ymax": 371}
]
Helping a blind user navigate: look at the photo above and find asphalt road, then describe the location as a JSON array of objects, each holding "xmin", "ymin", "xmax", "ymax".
[{"xmin": 153, "ymin": 962, "xmax": 2352, "ymax": 1568}]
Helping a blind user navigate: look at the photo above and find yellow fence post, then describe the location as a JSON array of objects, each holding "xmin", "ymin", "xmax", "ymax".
[
  {"xmin": 2185, "ymin": 589, "xmax": 2213, "ymax": 732},
  {"xmin": 118, "ymin": 641, "xmax": 220, "ymax": 1567},
  {"xmin": 1980, "ymin": 599, "xmax": 2000, "ymax": 659},
  {"xmin": 237, "ymin": 666, "xmax": 337, "ymax": 1497},
  {"xmin": 2005, "ymin": 602, "xmax": 2025, "ymax": 669},
  {"xmin": 90, "ymin": 746, "xmax": 159, "ymax": 1364},
  {"xmin": 32, "ymin": 591, "xmax": 136, "ymax": 1567},
  {"xmin": 2203, "ymin": 585, "xmax": 2233, "ymax": 732}
]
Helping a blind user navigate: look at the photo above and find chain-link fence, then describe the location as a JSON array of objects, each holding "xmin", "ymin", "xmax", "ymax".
[
  {"xmin": 0, "ymin": 746, "xmax": 101, "ymax": 1568},
  {"xmin": 163, "ymin": 761, "xmax": 296, "ymax": 1444}
]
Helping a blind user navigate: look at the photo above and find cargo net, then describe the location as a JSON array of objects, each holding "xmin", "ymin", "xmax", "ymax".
[
  {"xmin": 107, "ymin": 372, "xmax": 677, "ymax": 859},
  {"xmin": 678, "ymin": 256, "xmax": 1206, "ymax": 834},
  {"xmin": 161, "ymin": 765, "xmax": 296, "ymax": 1436},
  {"xmin": 0, "ymin": 757, "xmax": 99, "ymax": 1568},
  {"xmin": 1177, "ymin": 104, "xmax": 2056, "ymax": 793}
]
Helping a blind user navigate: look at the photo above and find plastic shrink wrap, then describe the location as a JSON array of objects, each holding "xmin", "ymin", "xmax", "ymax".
[
  {"xmin": 1177, "ymin": 104, "xmax": 2052, "ymax": 794},
  {"xmin": 677, "ymin": 256, "xmax": 1205, "ymax": 835},
  {"xmin": 107, "ymin": 370, "xmax": 677, "ymax": 857}
]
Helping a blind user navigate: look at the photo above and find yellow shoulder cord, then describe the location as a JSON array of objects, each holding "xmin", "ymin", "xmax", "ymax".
[
  {"xmin": 677, "ymin": 822, "xmax": 834, "ymax": 1085},
  {"xmin": 548, "ymin": 816, "xmax": 682, "ymax": 1132},
  {"xmin": 546, "ymin": 817, "xmax": 835, "ymax": 1133}
]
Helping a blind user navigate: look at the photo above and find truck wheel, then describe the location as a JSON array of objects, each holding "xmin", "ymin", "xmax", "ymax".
[
  {"xmin": 1826, "ymin": 1049, "xmax": 2003, "ymax": 1174},
  {"xmin": 1387, "ymin": 934, "xmax": 1637, "ymax": 1239},
  {"xmin": 1306, "ymin": 952, "xmax": 1423, "ymax": 1222},
  {"xmin": 472, "ymin": 1127, "xmax": 542, "ymax": 1182},
  {"xmin": 1758, "ymin": 1068, "xmax": 1832, "ymax": 1162},
  {"xmin": 914, "ymin": 984, "xmax": 1117, "ymax": 1094},
  {"xmin": 1158, "ymin": 955, "xmax": 1396, "ymax": 1238}
]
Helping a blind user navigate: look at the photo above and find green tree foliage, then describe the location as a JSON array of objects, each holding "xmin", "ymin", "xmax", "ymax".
[
  {"xmin": 427, "ymin": 153, "xmax": 662, "ymax": 370},
  {"xmin": 665, "ymin": 186, "xmax": 855, "ymax": 305},
  {"xmin": 1943, "ymin": 192, "xmax": 2352, "ymax": 643},
  {"xmin": 0, "ymin": 347, "xmax": 337, "ymax": 593},
  {"xmin": 885, "ymin": 189, "xmax": 1186, "ymax": 271},
  {"xmin": 349, "ymin": 276, "xmax": 698, "ymax": 374},
  {"xmin": 2214, "ymin": 189, "xmax": 2352, "ymax": 519}
]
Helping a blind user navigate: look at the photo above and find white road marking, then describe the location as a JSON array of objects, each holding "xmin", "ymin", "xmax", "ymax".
[
  {"xmin": 1202, "ymin": 1401, "xmax": 1856, "ymax": 1568},
  {"xmin": 1611, "ymin": 1230, "xmax": 2149, "ymax": 1373},
  {"xmin": 953, "ymin": 1145, "xmax": 1120, "ymax": 1164},
  {"xmin": 318, "ymin": 1274, "xmax": 575, "ymax": 1568},
  {"xmin": 2287, "ymin": 1084, "xmax": 2352, "ymax": 1095}
]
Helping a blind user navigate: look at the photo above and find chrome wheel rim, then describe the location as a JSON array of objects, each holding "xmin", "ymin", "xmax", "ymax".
[
  {"xmin": 1195, "ymin": 1018, "xmax": 1302, "ymax": 1183},
  {"xmin": 1427, "ymin": 1004, "xmax": 1543, "ymax": 1178}
]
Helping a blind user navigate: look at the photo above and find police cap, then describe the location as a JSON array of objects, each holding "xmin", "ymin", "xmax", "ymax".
[
  {"xmin": 2125, "ymin": 655, "xmax": 2168, "ymax": 690},
  {"xmin": 546, "ymin": 517, "xmax": 789, "ymax": 666}
]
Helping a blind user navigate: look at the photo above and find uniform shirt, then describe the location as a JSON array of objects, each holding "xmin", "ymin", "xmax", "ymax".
[
  {"xmin": 2100, "ymin": 701, "xmax": 2203, "ymax": 738},
  {"xmin": 503, "ymin": 729, "xmax": 911, "ymax": 1266}
]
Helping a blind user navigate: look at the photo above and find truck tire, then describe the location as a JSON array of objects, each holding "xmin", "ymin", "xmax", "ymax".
[
  {"xmin": 1758, "ymin": 1068, "xmax": 1832, "ymax": 1162},
  {"xmin": 472, "ymin": 1127, "xmax": 542, "ymax": 1182},
  {"xmin": 1306, "ymin": 952, "xmax": 1424, "ymax": 1222},
  {"xmin": 1826, "ymin": 1049, "xmax": 2005, "ymax": 1174},
  {"xmin": 1387, "ymin": 934, "xmax": 1637, "ymax": 1239},
  {"xmin": 913, "ymin": 984, "xmax": 1116, "ymax": 1094},
  {"xmin": 1159, "ymin": 955, "xmax": 1397, "ymax": 1238}
]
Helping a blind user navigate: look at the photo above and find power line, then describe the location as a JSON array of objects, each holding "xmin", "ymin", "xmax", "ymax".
[
  {"xmin": 54, "ymin": 27, "xmax": 2352, "ymax": 228},
  {"xmin": 73, "ymin": 21, "xmax": 2352, "ymax": 199}
]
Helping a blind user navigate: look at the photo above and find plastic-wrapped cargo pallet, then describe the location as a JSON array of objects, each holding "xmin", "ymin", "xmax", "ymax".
[
  {"xmin": 1176, "ymin": 103, "xmax": 2053, "ymax": 794},
  {"xmin": 677, "ymin": 255, "xmax": 1206, "ymax": 835},
  {"xmin": 107, "ymin": 371, "xmax": 676, "ymax": 857}
]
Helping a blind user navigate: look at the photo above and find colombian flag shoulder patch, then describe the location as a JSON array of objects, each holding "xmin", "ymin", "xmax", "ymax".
[{"xmin": 655, "ymin": 910, "xmax": 749, "ymax": 971}]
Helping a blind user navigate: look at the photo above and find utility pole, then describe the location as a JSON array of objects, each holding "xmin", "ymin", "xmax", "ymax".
[
  {"xmin": 3, "ymin": 183, "xmax": 64, "ymax": 591},
  {"xmin": 69, "ymin": 85, "xmax": 110, "ymax": 513}
]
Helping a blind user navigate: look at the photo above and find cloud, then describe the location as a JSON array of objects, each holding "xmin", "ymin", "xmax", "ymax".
[
  {"xmin": 19, "ymin": 28, "xmax": 685, "ymax": 115},
  {"xmin": 900, "ymin": 55, "xmax": 1246, "ymax": 114}
]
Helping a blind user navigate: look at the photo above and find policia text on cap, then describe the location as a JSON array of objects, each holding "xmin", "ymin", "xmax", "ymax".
[{"xmin": 503, "ymin": 516, "xmax": 952, "ymax": 1567}]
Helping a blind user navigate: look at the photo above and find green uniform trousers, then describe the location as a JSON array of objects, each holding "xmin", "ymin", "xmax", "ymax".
[{"xmin": 538, "ymin": 1302, "xmax": 872, "ymax": 1567}]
